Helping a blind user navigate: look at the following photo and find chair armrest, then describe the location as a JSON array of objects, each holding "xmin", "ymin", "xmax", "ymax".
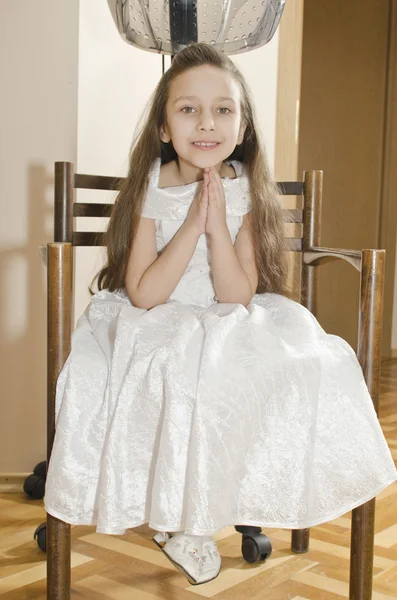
[
  {"xmin": 303, "ymin": 245, "xmax": 385, "ymax": 409},
  {"xmin": 303, "ymin": 246, "xmax": 362, "ymax": 271}
]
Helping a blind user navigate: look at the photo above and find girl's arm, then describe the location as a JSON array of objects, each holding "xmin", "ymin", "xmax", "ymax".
[
  {"xmin": 205, "ymin": 167, "xmax": 257, "ymax": 306},
  {"xmin": 209, "ymin": 213, "xmax": 258, "ymax": 306},
  {"xmin": 125, "ymin": 184, "xmax": 208, "ymax": 310},
  {"xmin": 125, "ymin": 218, "xmax": 200, "ymax": 309}
]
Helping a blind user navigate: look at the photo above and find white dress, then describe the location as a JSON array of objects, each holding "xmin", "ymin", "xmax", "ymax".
[{"xmin": 44, "ymin": 158, "xmax": 397, "ymax": 536}]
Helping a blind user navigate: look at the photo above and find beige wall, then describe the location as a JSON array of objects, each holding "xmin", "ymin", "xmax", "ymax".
[
  {"xmin": 1, "ymin": 1, "xmax": 281, "ymax": 473},
  {"xmin": 0, "ymin": 1, "xmax": 79, "ymax": 473}
]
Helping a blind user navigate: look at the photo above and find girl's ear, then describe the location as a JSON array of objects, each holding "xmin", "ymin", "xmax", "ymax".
[
  {"xmin": 237, "ymin": 122, "xmax": 247, "ymax": 145},
  {"xmin": 160, "ymin": 126, "xmax": 171, "ymax": 144}
]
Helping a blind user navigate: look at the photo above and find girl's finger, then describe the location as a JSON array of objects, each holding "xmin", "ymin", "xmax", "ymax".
[
  {"xmin": 201, "ymin": 177, "xmax": 208, "ymax": 198},
  {"xmin": 209, "ymin": 170, "xmax": 218, "ymax": 193},
  {"xmin": 208, "ymin": 170, "xmax": 221, "ymax": 204},
  {"xmin": 215, "ymin": 170, "xmax": 226, "ymax": 202},
  {"xmin": 208, "ymin": 179, "xmax": 216, "ymax": 205},
  {"xmin": 209, "ymin": 167, "xmax": 220, "ymax": 189},
  {"xmin": 213, "ymin": 168, "xmax": 223, "ymax": 192},
  {"xmin": 201, "ymin": 184, "xmax": 209, "ymax": 211}
]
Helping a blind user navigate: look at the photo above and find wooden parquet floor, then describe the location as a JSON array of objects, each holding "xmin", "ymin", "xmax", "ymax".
[{"xmin": 1, "ymin": 360, "xmax": 397, "ymax": 599}]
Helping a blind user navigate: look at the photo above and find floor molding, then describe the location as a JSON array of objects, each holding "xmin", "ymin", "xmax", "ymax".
[{"xmin": 0, "ymin": 473, "xmax": 30, "ymax": 493}]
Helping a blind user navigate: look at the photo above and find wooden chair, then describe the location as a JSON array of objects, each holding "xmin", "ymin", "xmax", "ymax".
[{"xmin": 45, "ymin": 161, "xmax": 385, "ymax": 600}]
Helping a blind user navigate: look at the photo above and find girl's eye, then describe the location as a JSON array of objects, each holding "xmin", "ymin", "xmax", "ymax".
[
  {"xmin": 218, "ymin": 107, "xmax": 231, "ymax": 114},
  {"xmin": 181, "ymin": 106, "xmax": 195, "ymax": 114}
]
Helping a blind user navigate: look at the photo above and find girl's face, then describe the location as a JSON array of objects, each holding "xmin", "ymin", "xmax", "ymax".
[{"xmin": 161, "ymin": 65, "xmax": 246, "ymax": 169}]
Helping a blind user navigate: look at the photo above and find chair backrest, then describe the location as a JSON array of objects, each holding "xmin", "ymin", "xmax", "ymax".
[{"xmin": 53, "ymin": 161, "xmax": 323, "ymax": 305}]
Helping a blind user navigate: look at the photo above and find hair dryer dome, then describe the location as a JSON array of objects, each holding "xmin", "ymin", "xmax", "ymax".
[{"xmin": 107, "ymin": 0, "xmax": 286, "ymax": 56}]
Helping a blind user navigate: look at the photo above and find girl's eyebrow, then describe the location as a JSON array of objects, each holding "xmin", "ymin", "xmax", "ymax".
[
  {"xmin": 173, "ymin": 95, "xmax": 237, "ymax": 105},
  {"xmin": 173, "ymin": 96, "xmax": 197, "ymax": 104},
  {"xmin": 217, "ymin": 97, "xmax": 237, "ymax": 104}
]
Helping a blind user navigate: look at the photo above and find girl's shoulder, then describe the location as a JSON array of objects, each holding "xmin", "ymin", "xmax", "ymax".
[{"xmin": 141, "ymin": 158, "xmax": 251, "ymax": 221}]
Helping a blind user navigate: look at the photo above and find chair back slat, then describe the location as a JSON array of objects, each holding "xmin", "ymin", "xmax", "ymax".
[
  {"xmin": 73, "ymin": 203, "xmax": 113, "ymax": 218},
  {"xmin": 74, "ymin": 174, "xmax": 121, "ymax": 191},
  {"xmin": 72, "ymin": 232, "xmax": 106, "ymax": 246},
  {"xmin": 286, "ymin": 209, "xmax": 303, "ymax": 223},
  {"xmin": 278, "ymin": 182, "xmax": 303, "ymax": 195},
  {"xmin": 286, "ymin": 238, "xmax": 303, "ymax": 252}
]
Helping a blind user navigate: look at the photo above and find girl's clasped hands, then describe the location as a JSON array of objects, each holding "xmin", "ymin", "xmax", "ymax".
[{"xmin": 187, "ymin": 167, "xmax": 227, "ymax": 237}]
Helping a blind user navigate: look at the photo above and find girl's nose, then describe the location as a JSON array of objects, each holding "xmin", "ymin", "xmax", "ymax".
[{"xmin": 197, "ymin": 112, "xmax": 215, "ymax": 132}]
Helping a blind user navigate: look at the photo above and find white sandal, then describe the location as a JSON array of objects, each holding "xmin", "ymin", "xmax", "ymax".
[
  {"xmin": 153, "ymin": 532, "xmax": 221, "ymax": 585},
  {"xmin": 198, "ymin": 539, "xmax": 222, "ymax": 584}
]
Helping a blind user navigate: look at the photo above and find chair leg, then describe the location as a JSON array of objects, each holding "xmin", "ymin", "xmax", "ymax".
[
  {"xmin": 349, "ymin": 499, "xmax": 375, "ymax": 600},
  {"xmin": 291, "ymin": 528, "xmax": 310, "ymax": 553},
  {"xmin": 46, "ymin": 242, "xmax": 73, "ymax": 599},
  {"xmin": 47, "ymin": 514, "xmax": 71, "ymax": 600},
  {"xmin": 349, "ymin": 249, "xmax": 384, "ymax": 599}
]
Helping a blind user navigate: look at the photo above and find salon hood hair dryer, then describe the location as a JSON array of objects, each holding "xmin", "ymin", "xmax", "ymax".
[{"xmin": 107, "ymin": 0, "xmax": 286, "ymax": 55}]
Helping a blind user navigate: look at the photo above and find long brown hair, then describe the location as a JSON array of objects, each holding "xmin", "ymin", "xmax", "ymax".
[{"xmin": 96, "ymin": 42, "xmax": 287, "ymax": 295}]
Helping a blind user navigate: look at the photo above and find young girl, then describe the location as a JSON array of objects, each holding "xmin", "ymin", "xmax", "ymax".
[{"xmin": 44, "ymin": 43, "xmax": 397, "ymax": 586}]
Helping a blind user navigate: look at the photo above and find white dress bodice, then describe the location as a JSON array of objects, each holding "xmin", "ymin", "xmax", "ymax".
[{"xmin": 141, "ymin": 158, "xmax": 251, "ymax": 307}]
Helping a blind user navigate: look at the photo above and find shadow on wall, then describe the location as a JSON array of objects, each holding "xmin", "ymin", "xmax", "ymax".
[{"xmin": 0, "ymin": 164, "xmax": 53, "ymax": 473}]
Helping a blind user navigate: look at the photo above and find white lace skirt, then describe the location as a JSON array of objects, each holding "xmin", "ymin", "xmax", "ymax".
[{"xmin": 44, "ymin": 290, "xmax": 397, "ymax": 535}]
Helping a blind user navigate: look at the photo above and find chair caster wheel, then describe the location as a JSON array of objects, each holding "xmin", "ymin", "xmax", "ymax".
[
  {"xmin": 33, "ymin": 461, "xmax": 47, "ymax": 479},
  {"xmin": 34, "ymin": 522, "xmax": 46, "ymax": 552},
  {"xmin": 241, "ymin": 534, "xmax": 272, "ymax": 563},
  {"xmin": 23, "ymin": 474, "xmax": 45, "ymax": 499}
]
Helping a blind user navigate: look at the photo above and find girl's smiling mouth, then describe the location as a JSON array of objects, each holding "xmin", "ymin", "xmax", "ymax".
[{"xmin": 192, "ymin": 141, "xmax": 220, "ymax": 150}]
